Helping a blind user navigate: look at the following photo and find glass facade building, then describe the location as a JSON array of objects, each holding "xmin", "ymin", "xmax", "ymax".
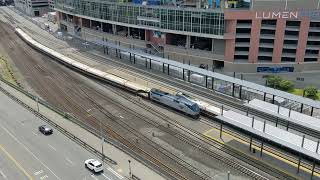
[
  {"xmin": 54, "ymin": 0, "xmax": 225, "ymax": 36},
  {"xmin": 54, "ymin": 0, "xmax": 320, "ymax": 73}
]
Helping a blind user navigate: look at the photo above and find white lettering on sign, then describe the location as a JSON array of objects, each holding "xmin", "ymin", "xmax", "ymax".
[
  {"xmin": 255, "ymin": 11, "xmax": 299, "ymax": 19},
  {"xmin": 272, "ymin": 12, "xmax": 281, "ymax": 18}
]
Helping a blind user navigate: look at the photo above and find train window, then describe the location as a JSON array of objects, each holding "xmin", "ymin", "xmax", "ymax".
[{"xmin": 191, "ymin": 104, "xmax": 200, "ymax": 112}]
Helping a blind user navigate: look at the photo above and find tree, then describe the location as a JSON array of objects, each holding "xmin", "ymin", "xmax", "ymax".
[
  {"xmin": 279, "ymin": 80, "xmax": 294, "ymax": 91},
  {"xmin": 266, "ymin": 75, "xmax": 282, "ymax": 89},
  {"xmin": 305, "ymin": 86, "xmax": 318, "ymax": 99}
]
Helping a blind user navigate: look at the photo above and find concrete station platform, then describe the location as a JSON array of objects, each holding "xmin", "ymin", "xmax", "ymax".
[{"xmin": 203, "ymin": 126, "xmax": 320, "ymax": 179}]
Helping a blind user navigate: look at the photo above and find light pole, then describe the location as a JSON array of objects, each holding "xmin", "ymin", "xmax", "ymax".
[
  {"xmin": 128, "ymin": 160, "xmax": 132, "ymax": 178},
  {"xmin": 34, "ymin": 96, "xmax": 39, "ymax": 123},
  {"xmin": 87, "ymin": 108, "xmax": 104, "ymax": 166},
  {"xmin": 285, "ymin": 0, "xmax": 288, "ymax": 10},
  {"xmin": 36, "ymin": 97, "xmax": 39, "ymax": 113},
  {"xmin": 100, "ymin": 117, "xmax": 104, "ymax": 167}
]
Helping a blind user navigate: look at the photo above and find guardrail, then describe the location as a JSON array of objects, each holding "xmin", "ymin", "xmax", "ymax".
[
  {"xmin": 0, "ymin": 76, "xmax": 116, "ymax": 164},
  {"xmin": 0, "ymin": 77, "xmax": 169, "ymax": 180}
]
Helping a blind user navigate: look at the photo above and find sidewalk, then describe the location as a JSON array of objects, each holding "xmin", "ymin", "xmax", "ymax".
[{"xmin": 0, "ymin": 79, "xmax": 165, "ymax": 180}]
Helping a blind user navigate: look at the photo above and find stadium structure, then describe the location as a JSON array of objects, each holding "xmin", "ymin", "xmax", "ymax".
[{"xmin": 18, "ymin": 0, "xmax": 320, "ymax": 72}]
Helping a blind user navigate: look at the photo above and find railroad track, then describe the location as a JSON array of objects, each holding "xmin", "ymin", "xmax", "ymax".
[
  {"xmin": 0, "ymin": 22, "xmax": 208, "ymax": 180},
  {"xmin": 77, "ymin": 85, "xmax": 212, "ymax": 180},
  {"xmin": 6, "ymin": 24, "xmax": 303, "ymax": 178},
  {"xmin": 2, "ymin": 14, "xmax": 315, "ymax": 178},
  {"xmin": 76, "ymin": 77, "xmax": 294, "ymax": 179},
  {"xmin": 72, "ymin": 45, "xmax": 320, "ymax": 140},
  {"xmin": 4, "ymin": 7, "xmax": 320, "ymax": 142}
]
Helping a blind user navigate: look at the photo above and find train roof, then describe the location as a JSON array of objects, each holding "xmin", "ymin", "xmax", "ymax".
[{"xmin": 151, "ymin": 89, "xmax": 198, "ymax": 106}]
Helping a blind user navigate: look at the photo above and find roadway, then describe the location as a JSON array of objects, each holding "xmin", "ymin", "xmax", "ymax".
[{"xmin": 0, "ymin": 91, "xmax": 124, "ymax": 180}]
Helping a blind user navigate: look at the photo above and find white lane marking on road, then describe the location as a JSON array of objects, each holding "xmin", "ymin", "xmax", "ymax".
[
  {"xmin": 34, "ymin": 169, "xmax": 44, "ymax": 176},
  {"xmin": 32, "ymin": 132, "xmax": 38, "ymax": 136},
  {"xmin": 102, "ymin": 173, "xmax": 113, "ymax": 180},
  {"xmin": 0, "ymin": 170, "xmax": 7, "ymax": 179},
  {"xmin": 65, "ymin": 157, "xmax": 73, "ymax": 165},
  {"xmin": 107, "ymin": 167, "xmax": 123, "ymax": 179},
  {"xmin": 119, "ymin": 115, "xmax": 124, "ymax": 119},
  {"xmin": 40, "ymin": 174, "xmax": 49, "ymax": 180},
  {"xmin": 20, "ymin": 121, "xmax": 25, "ymax": 126},
  {"xmin": 47, "ymin": 144, "xmax": 56, "ymax": 151},
  {"xmin": 0, "ymin": 123, "xmax": 62, "ymax": 180},
  {"xmin": 91, "ymin": 174, "xmax": 99, "ymax": 180}
]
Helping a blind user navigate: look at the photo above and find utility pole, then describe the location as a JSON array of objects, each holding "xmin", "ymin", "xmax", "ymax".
[
  {"xmin": 128, "ymin": 160, "xmax": 132, "ymax": 178},
  {"xmin": 100, "ymin": 118, "xmax": 104, "ymax": 167}
]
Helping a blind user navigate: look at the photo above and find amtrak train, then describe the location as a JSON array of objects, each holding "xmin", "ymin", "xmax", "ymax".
[{"xmin": 150, "ymin": 88, "xmax": 200, "ymax": 118}]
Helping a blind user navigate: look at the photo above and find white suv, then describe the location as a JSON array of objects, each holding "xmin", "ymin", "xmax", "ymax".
[{"xmin": 85, "ymin": 159, "xmax": 103, "ymax": 173}]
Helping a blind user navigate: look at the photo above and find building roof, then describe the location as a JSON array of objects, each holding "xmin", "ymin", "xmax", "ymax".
[{"xmin": 251, "ymin": 0, "xmax": 320, "ymax": 10}]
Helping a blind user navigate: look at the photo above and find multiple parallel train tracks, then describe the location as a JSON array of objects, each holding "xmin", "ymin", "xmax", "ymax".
[
  {"xmin": 87, "ymin": 81, "xmax": 294, "ymax": 179},
  {"xmin": 0, "ymin": 21, "xmax": 242, "ymax": 180},
  {"xmin": 0, "ymin": 10, "xmax": 317, "ymax": 179}
]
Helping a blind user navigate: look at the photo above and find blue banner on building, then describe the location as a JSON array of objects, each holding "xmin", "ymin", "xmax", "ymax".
[{"xmin": 257, "ymin": 67, "xmax": 294, "ymax": 73}]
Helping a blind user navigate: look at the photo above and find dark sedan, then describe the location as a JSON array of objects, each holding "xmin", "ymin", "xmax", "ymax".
[{"xmin": 38, "ymin": 125, "xmax": 53, "ymax": 135}]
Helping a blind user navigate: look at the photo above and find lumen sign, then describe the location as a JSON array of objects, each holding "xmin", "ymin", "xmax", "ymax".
[
  {"xmin": 255, "ymin": 10, "xmax": 320, "ymax": 20},
  {"xmin": 255, "ymin": 11, "xmax": 299, "ymax": 19}
]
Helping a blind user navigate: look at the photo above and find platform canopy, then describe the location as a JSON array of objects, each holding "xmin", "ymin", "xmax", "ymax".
[
  {"xmin": 218, "ymin": 110, "xmax": 320, "ymax": 161},
  {"xmin": 94, "ymin": 39, "xmax": 320, "ymax": 110}
]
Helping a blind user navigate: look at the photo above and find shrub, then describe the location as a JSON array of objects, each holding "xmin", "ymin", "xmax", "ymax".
[
  {"xmin": 279, "ymin": 80, "xmax": 294, "ymax": 91},
  {"xmin": 305, "ymin": 86, "xmax": 318, "ymax": 99},
  {"xmin": 266, "ymin": 75, "xmax": 282, "ymax": 89}
]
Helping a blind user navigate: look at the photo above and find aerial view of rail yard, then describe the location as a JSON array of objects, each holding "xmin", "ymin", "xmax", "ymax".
[{"xmin": 1, "ymin": 0, "xmax": 320, "ymax": 179}]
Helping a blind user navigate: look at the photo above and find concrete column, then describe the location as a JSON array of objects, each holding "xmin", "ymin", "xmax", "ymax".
[
  {"xmin": 112, "ymin": 24, "xmax": 117, "ymax": 34},
  {"xmin": 248, "ymin": 19, "xmax": 261, "ymax": 63},
  {"xmin": 79, "ymin": 17, "xmax": 83, "ymax": 27},
  {"xmin": 272, "ymin": 19, "xmax": 286, "ymax": 63},
  {"xmin": 89, "ymin": 20, "xmax": 92, "ymax": 28},
  {"xmin": 128, "ymin": 27, "xmax": 130, "ymax": 37},
  {"xmin": 101, "ymin": 22, "xmax": 103, "ymax": 31},
  {"xmin": 296, "ymin": 17, "xmax": 310, "ymax": 63},
  {"xmin": 186, "ymin": 35, "xmax": 191, "ymax": 48},
  {"xmin": 162, "ymin": 33, "xmax": 167, "ymax": 45},
  {"xmin": 212, "ymin": 38, "xmax": 215, "ymax": 52},
  {"xmin": 145, "ymin": 30, "xmax": 149, "ymax": 41},
  {"xmin": 224, "ymin": 20, "xmax": 237, "ymax": 63}
]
